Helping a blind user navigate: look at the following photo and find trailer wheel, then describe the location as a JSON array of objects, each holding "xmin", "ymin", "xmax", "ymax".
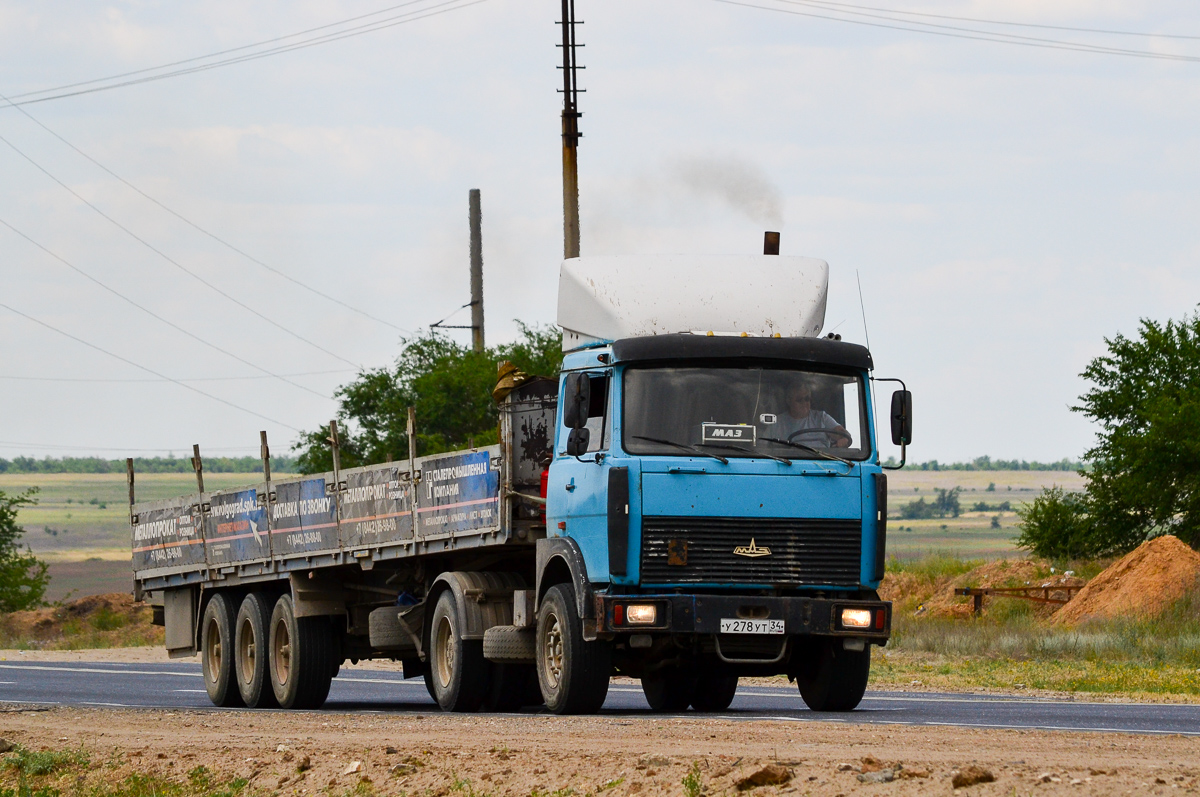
[
  {"xmin": 201, "ymin": 593, "xmax": 243, "ymax": 708},
  {"xmin": 428, "ymin": 590, "xmax": 489, "ymax": 712},
  {"xmin": 484, "ymin": 664, "xmax": 541, "ymax": 712},
  {"xmin": 797, "ymin": 640, "xmax": 870, "ymax": 712},
  {"xmin": 691, "ymin": 674, "xmax": 739, "ymax": 712},
  {"xmin": 268, "ymin": 594, "xmax": 335, "ymax": 710},
  {"xmin": 234, "ymin": 592, "xmax": 277, "ymax": 708},
  {"xmin": 641, "ymin": 669, "xmax": 696, "ymax": 712},
  {"xmin": 536, "ymin": 583, "xmax": 611, "ymax": 715}
]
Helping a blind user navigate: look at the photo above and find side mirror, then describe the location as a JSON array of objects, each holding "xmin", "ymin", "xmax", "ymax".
[
  {"xmin": 562, "ymin": 373, "xmax": 591, "ymax": 429},
  {"xmin": 890, "ymin": 390, "xmax": 912, "ymax": 446},
  {"xmin": 565, "ymin": 427, "xmax": 591, "ymax": 457}
]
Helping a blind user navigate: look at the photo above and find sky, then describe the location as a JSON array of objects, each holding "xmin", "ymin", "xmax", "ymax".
[{"xmin": 1, "ymin": 0, "xmax": 1198, "ymax": 464}]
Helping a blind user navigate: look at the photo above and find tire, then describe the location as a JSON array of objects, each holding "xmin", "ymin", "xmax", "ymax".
[
  {"xmin": 536, "ymin": 583, "xmax": 612, "ymax": 715},
  {"xmin": 691, "ymin": 674, "xmax": 739, "ymax": 712},
  {"xmin": 234, "ymin": 592, "xmax": 278, "ymax": 708},
  {"xmin": 201, "ymin": 593, "xmax": 243, "ymax": 708},
  {"xmin": 483, "ymin": 625, "xmax": 536, "ymax": 663},
  {"xmin": 797, "ymin": 640, "xmax": 870, "ymax": 712},
  {"xmin": 484, "ymin": 663, "xmax": 540, "ymax": 712},
  {"xmin": 428, "ymin": 590, "xmax": 490, "ymax": 712},
  {"xmin": 642, "ymin": 669, "xmax": 696, "ymax": 712},
  {"xmin": 369, "ymin": 606, "xmax": 416, "ymax": 651},
  {"xmin": 268, "ymin": 594, "xmax": 335, "ymax": 709}
]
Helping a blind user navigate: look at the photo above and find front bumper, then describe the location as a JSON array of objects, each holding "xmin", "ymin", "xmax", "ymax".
[{"xmin": 596, "ymin": 593, "xmax": 891, "ymax": 641}]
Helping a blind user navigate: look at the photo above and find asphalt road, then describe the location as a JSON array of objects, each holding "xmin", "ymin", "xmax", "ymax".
[{"xmin": 1, "ymin": 661, "xmax": 1197, "ymax": 736}]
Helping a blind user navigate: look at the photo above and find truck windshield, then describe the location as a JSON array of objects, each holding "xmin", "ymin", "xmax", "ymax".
[{"xmin": 623, "ymin": 365, "xmax": 871, "ymax": 461}]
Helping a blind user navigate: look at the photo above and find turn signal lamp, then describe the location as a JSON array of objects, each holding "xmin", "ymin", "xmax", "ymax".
[
  {"xmin": 626, "ymin": 604, "xmax": 658, "ymax": 625},
  {"xmin": 840, "ymin": 608, "xmax": 873, "ymax": 629}
]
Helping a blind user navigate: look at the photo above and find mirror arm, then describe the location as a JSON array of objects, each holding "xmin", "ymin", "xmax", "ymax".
[{"xmin": 871, "ymin": 376, "xmax": 909, "ymax": 471}]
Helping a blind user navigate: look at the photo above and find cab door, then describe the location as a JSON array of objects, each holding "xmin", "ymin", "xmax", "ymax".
[{"xmin": 547, "ymin": 371, "xmax": 613, "ymax": 581}]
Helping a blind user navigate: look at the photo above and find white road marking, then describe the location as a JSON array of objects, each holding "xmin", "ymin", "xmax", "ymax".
[
  {"xmin": 0, "ymin": 664, "xmax": 200, "ymax": 677},
  {"xmin": 173, "ymin": 690, "xmax": 209, "ymax": 693},
  {"xmin": 80, "ymin": 701, "xmax": 130, "ymax": 707}
]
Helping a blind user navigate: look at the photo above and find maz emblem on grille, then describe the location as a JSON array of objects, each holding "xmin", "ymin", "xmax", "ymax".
[{"xmin": 732, "ymin": 538, "xmax": 772, "ymax": 558}]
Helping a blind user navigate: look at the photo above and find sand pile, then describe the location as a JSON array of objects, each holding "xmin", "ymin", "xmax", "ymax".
[
  {"xmin": 0, "ymin": 592, "xmax": 160, "ymax": 648},
  {"xmin": 1053, "ymin": 535, "xmax": 1200, "ymax": 625}
]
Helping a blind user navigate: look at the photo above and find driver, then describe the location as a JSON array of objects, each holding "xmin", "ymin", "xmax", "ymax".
[{"xmin": 778, "ymin": 383, "xmax": 852, "ymax": 448}]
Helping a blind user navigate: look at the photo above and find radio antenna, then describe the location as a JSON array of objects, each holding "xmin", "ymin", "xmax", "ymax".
[{"xmin": 856, "ymin": 269, "xmax": 872, "ymax": 356}]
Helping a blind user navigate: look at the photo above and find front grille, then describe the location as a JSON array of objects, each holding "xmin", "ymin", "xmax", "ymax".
[{"xmin": 640, "ymin": 516, "xmax": 861, "ymax": 587}]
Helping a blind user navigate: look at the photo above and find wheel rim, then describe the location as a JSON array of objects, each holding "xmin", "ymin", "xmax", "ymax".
[
  {"xmin": 237, "ymin": 616, "xmax": 255, "ymax": 685},
  {"xmin": 434, "ymin": 614, "xmax": 455, "ymax": 689},
  {"xmin": 542, "ymin": 611, "xmax": 564, "ymax": 690},
  {"xmin": 272, "ymin": 617, "xmax": 291, "ymax": 687},
  {"xmin": 204, "ymin": 617, "xmax": 222, "ymax": 681}
]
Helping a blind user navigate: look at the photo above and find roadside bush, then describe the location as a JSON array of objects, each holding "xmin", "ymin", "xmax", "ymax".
[
  {"xmin": 0, "ymin": 489, "xmax": 49, "ymax": 611},
  {"xmin": 1015, "ymin": 486, "xmax": 1095, "ymax": 560}
]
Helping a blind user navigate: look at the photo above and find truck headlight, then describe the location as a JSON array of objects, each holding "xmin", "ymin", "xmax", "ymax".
[
  {"xmin": 840, "ymin": 608, "xmax": 872, "ymax": 629},
  {"xmin": 626, "ymin": 604, "xmax": 658, "ymax": 625}
]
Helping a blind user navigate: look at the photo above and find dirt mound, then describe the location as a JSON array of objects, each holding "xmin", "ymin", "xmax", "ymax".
[
  {"xmin": 880, "ymin": 559, "xmax": 1074, "ymax": 618},
  {"xmin": 0, "ymin": 592, "xmax": 161, "ymax": 649},
  {"xmin": 1053, "ymin": 535, "xmax": 1200, "ymax": 625}
]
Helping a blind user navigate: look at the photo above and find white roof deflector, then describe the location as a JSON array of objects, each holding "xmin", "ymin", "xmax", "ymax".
[{"xmin": 557, "ymin": 254, "xmax": 829, "ymax": 351}]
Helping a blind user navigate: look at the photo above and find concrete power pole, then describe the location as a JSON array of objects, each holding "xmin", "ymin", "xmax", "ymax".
[
  {"xmin": 469, "ymin": 188, "xmax": 485, "ymax": 352},
  {"xmin": 559, "ymin": 0, "xmax": 582, "ymax": 260}
]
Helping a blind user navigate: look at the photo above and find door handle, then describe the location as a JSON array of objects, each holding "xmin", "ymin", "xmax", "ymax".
[{"xmin": 565, "ymin": 478, "xmax": 576, "ymax": 492}]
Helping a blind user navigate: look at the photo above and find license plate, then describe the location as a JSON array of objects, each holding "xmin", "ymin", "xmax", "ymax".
[{"xmin": 719, "ymin": 618, "xmax": 785, "ymax": 635}]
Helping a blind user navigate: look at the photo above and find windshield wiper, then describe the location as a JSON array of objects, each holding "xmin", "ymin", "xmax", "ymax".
[
  {"xmin": 632, "ymin": 435, "xmax": 728, "ymax": 464},
  {"xmin": 759, "ymin": 437, "xmax": 852, "ymax": 466},
  {"xmin": 697, "ymin": 442, "xmax": 791, "ymax": 465}
]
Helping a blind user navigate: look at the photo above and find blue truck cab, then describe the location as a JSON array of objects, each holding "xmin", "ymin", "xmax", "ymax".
[{"xmin": 530, "ymin": 254, "xmax": 909, "ymax": 713}]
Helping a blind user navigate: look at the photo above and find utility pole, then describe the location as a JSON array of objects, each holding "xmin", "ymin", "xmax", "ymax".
[
  {"xmin": 559, "ymin": 0, "xmax": 583, "ymax": 259},
  {"xmin": 469, "ymin": 188, "xmax": 485, "ymax": 352}
]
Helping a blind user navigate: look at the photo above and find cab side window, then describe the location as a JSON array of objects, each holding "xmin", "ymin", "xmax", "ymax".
[{"xmin": 583, "ymin": 374, "xmax": 610, "ymax": 452}]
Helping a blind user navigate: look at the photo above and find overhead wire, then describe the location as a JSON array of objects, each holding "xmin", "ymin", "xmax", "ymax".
[
  {"xmin": 0, "ymin": 369, "xmax": 353, "ymax": 384},
  {"xmin": 770, "ymin": 0, "xmax": 1200, "ymax": 40},
  {"xmin": 718, "ymin": 0, "xmax": 1200, "ymax": 63},
  {"xmin": 3, "ymin": 0, "xmax": 490, "ymax": 108},
  {"xmin": 0, "ymin": 215, "xmax": 333, "ymax": 400},
  {"xmin": 0, "ymin": 94, "xmax": 413, "ymax": 336},
  {"xmin": 0, "ymin": 130, "xmax": 361, "ymax": 368},
  {"xmin": 0, "ymin": 303, "xmax": 302, "ymax": 432}
]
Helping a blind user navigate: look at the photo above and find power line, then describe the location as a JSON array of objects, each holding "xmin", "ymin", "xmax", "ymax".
[
  {"xmin": 2, "ymin": 0, "xmax": 490, "ymax": 108},
  {"xmin": 0, "ymin": 369, "xmax": 354, "ymax": 384},
  {"xmin": 1, "ymin": 97, "xmax": 413, "ymax": 336},
  {"xmin": 719, "ymin": 0, "xmax": 1200, "ymax": 64},
  {"xmin": 0, "ymin": 303, "xmax": 303, "ymax": 432},
  {"xmin": 0, "ymin": 130, "xmax": 361, "ymax": 368},
  {"xmin": 776, "ymin": 0, "xmax": 1200, "ymax": 40},
  {"xmin": 0, "ymin": 215, "xmax": 331, "ymax": 400}
]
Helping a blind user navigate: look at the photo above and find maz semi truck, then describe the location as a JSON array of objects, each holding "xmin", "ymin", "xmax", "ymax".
[{"xmin": 131, "ymin": 250, "xmax": 911, "ymax": 714}]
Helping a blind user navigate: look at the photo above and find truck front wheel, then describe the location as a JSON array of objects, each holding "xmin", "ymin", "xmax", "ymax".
[
  {"xmin": 201, "ymin": 593, "xmax": 243, "ymax": 708},
  {"xmin": 797, "ymin": 639, "xmax": 870, "ymax": 711},
  {"xmin": 268, "ymin": 594, "xmax": 335, "ymax": 709},
  {"xmin": 536, "ymin": 583, "xmax": 611, "ymax": 715},
  {"xmin": 691, "ymin": 674, "xmax": 739, "ymax": 712},
  {"xmin": 427, "ymin": 589, "xmax": 489, "ymax": 712}
]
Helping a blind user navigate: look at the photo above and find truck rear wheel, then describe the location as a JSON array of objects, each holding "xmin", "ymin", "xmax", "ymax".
[
  {"xmin": 201, "ymin": 593, "xmax": 243, "ymax": 708},
  {"xmin": 428, "ymin": 589, "xmax": 489, "ymax": 712},
  {"xmin": 536, "ymin": 583, "xmax": 611, "ymax": 715},
  {"xmin": 642, "ymin": 669, "xmax": 696, "ymax": 712},
  {"xmin": 235, "ymin": 592, "xmax": 277, "ymax": 708},
  {"xmin": 268, "ymin": 594, "xmax": 335, "ymax": 709},
  {"xmin": 797, "ymin": 640, "xmax": 870, "ymax": 712},
  {"xmin": 691, "ymin": 674, "xmax": 739, "ymax": 712}
]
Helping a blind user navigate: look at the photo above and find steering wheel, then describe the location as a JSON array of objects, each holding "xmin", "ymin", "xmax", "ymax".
[{"xmin": 787, "ymin": 427, "xmax": 853, "ymax": 443}]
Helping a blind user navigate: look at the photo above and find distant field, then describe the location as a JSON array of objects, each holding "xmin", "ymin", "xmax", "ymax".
[{"xmin": 3, "ymin": 468, "xmax": 1085, "ymax": 598}]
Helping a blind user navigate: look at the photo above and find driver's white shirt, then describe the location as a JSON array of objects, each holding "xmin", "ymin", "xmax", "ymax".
[{"xmin": 777, "ymin": 410, "xmax": 840, "ymax": 444}]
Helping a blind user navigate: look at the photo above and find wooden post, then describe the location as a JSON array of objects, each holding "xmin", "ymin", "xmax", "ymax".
[
  {"xmin": 126, "ymin": 457, "xmax": 135, "ymax": 523},
  {"xmin": 407, "ymin": 407, "xmax": 417, "ymax": 482},
  {"xmin": 328, "ymin": 420, "xmax": 341, "ymax": 484},
  {"xmin": 191, "ymin": 444, "xmax": 205, "ymax": 493},
  {"xmin": 260, "ymin": 430, "xmax": 272, "ymax": 484}
]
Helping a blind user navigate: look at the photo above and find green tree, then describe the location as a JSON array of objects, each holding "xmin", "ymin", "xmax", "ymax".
[
  {"xmin": 0, "ymin": 488, "xmax": 50, "ymax": 611},
  {"xmin": 293, "ymin": 324, "xmax": 562, "ymax": 473},
  {"xmin": 1074, "ymin": 313, "xmax": 1200, "ymax": 552}
]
